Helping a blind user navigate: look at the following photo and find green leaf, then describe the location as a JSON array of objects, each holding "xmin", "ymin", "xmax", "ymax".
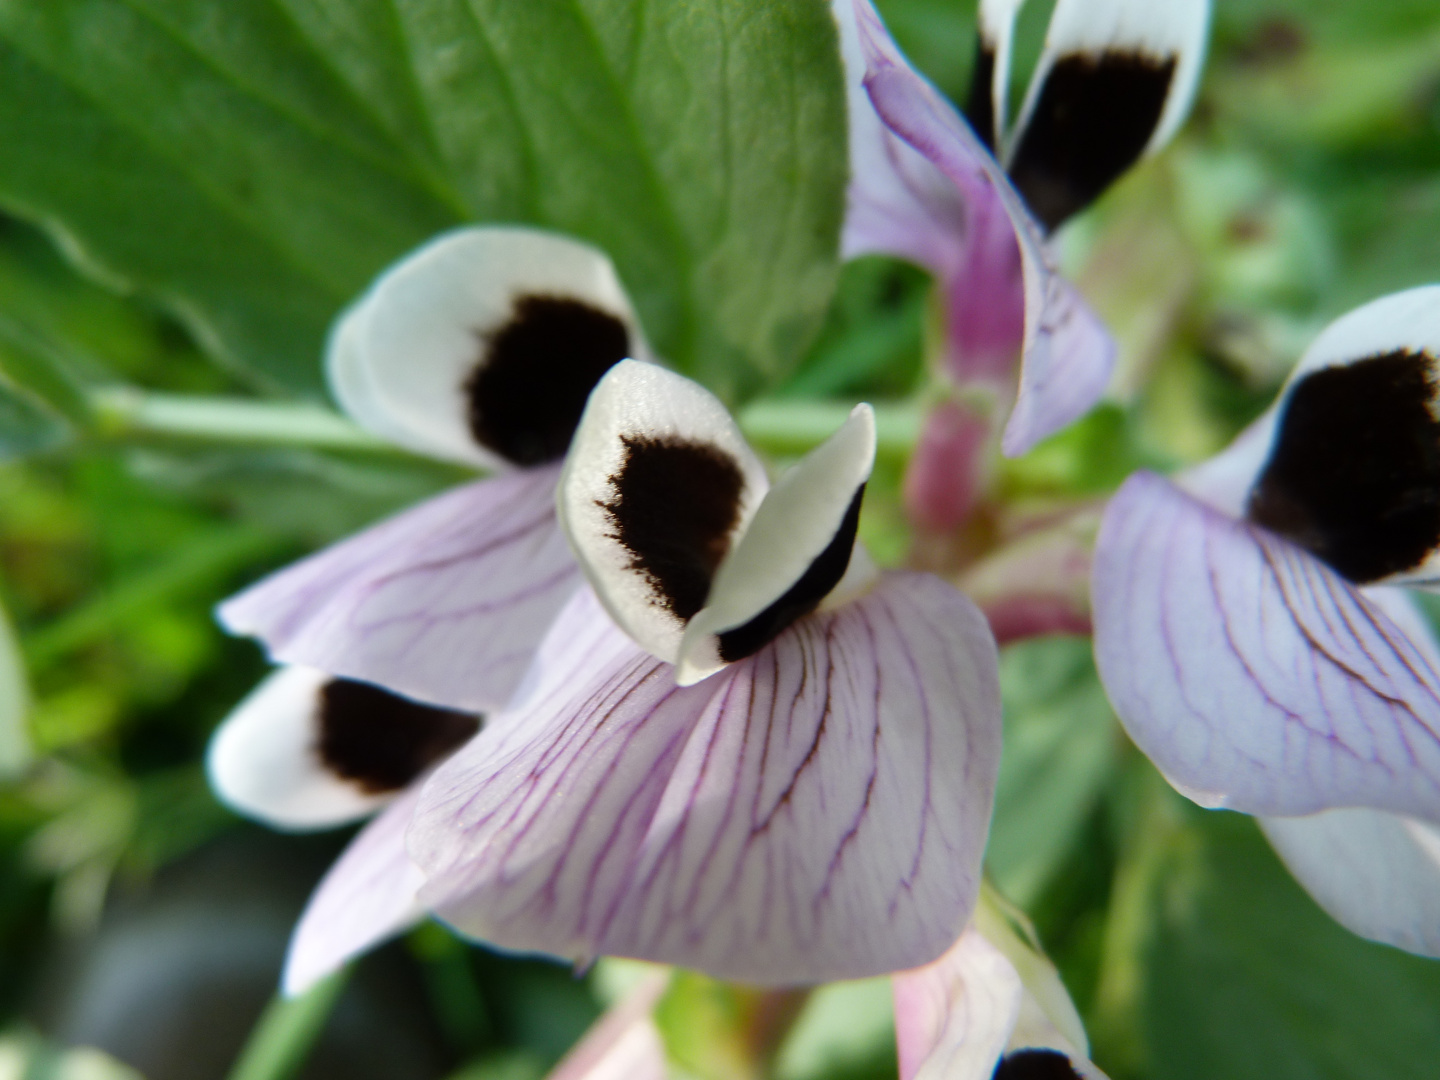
[
  {"xmin": 0, "ymin": 596, "xmax": 30, "ymax": 778},
  {"xmin": 0, "ymin": 371, "xmax": 70, "ymax": 459},
  {"xmin": 987, "ymin": 636, "xmax": 1120, "ymax": 907},
  {"xmin": 0, "ymin": 0, "xmax": 846, "ymax": 400},
  {"xmin": 1136, "ymin": 808, "xmax": 1440, "ymax": 1080}
]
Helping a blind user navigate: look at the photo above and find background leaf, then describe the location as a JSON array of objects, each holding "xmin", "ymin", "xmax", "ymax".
[{"xmin": 0, "ymin": 0, "xmax": 847, "ymax": 400}]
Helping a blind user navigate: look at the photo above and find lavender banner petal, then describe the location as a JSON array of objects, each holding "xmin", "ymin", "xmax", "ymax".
[
  {"xmin": 283, "ymin": 785, "xmax": 427, "ymax": 995},
  {"xmin": 1261, "ymin": 808, "xmax": 1440, "ymax": 959},
  {"xmin": 846, "ymin": 0, "xmax": 1114, "ymax": 456},
  {"xmin": 413, "ymin": 575, "xmax": 1001, "ymax": 984},
  {"xmin": 1093, "ymin": 472, "xmax": 1440, "ymax": 822},
  {"xmin": 219, "ymin": 465, "xmax": 580, "ymax": 713}
]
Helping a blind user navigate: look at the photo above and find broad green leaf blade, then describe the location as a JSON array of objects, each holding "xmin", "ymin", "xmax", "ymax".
[
  {"xmin": 1139, "ymin": 810, "xmax": 1440, "ymax": 1080},
  {"xmin": 0, "ymin": 0, "xmax": 846, "ymax": 400}
]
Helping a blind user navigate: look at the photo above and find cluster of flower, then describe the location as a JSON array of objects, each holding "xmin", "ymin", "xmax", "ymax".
[{"xmin": 204, "ymin": 1, "xmax": 1440, "ymax": 1076}]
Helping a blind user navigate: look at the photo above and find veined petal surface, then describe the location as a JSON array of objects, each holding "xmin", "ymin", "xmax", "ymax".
[
  {"xmin": 219, "ymin": 467, "xmax": 580, "ymax": 713},
  {"xmin": 1093, "ymin": 471, "xmax": 1440, "ymax": 822},
  {"xmin": 284, "ymin": 786, "xmax": 429, "ymax": 996},
  {"xmin": 330, "ymin": 227, "xmax": 647, "ymax": 469},
  {"xmin": 412, "ymin": 575, "xmax": 1001, "ymax": 984},
  {"xmin": 848, "ymin": 0, "xmax": 1115, "ymax": 457},
  {"xmin": 1260, "ymin": 808, "xmax": 1440, "ymax": 959}
]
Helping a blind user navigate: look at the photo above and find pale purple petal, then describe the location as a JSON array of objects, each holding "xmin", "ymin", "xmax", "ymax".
[
  {"xmin": 845, "ymin": 0, "xmax": 1115, "ymax": 456},
  {"xmin": 283, "ymin": 785, "xmax": 427, "ymax": 995},
  {"xmin": 1093, "ymin": 471, "xmax": 1440, "ymax": 822},
  {"xmin": 1261, "ymin": 808, "xmax": 1440, "ymax": 959},
  {"xmin": 218, "ymin": 466, "xmax": 580, "ymax": 712},
  {"xmin": 412, "ymin": 575, "xmax": 1001, "ymax": 984},
  {"xmin": 547, "ymin": 971, "xmax": 670, "ymax": 1080}
]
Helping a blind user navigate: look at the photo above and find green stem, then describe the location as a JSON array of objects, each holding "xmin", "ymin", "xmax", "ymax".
[
  {"xmin": 226, "ymin": 969, "xmax": 349, "ymax": 1080},
  {"xmin": 86, "ymin": 387, "xmax": 923, "ymax": 459},
  {"xmin": 737, "ymin": 398, "xmax": 922, "ymax": 458},
  {"xmin": 89, "ymin": 387, "xmax": 391, "ymax": 452}
]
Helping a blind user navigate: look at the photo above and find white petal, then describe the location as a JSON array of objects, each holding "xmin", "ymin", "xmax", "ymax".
[
  {"xmin": 894, "ymin": 928, "xmax": 1020, "ymax": 1080},
  {"xmin": 283, "ymin": 786, "xmax": 429, "ymax": 995},
  {"xmin": 329, "ymin": 226, "xmax": 649, "ymax": 468},
  {"xmin": 975, "ymin": 0, "xmax": 1027, "ymax": 145},
  {"xmin": 1185, "ymin": 286, "xmax": 1440, "ymax": 521},
  {"xmin": 1092, "ymin": 471, "xmax": 1440, "ymax": 822},
  {"xmin": 218, "ymin": 467, "xmax": 581, "ymax": 713},
  {"xmin": 207, "ymin": 666, "xmax": 481, "ymax": 832},
  {"xmin": 207, "ymin": 666, "xmax": 386, "ymax": 830},
  {"xmin": 894, "ymin": 922, "xmax": 1106, "ymax": 1080},
  {"xmin": 1260, "ymin": 808, "xmax": 1440, "ymax": 959},
  {"xmin": 558, "ymin": 360, "xmax": 769, "ymax": 664},
  {"xmin": 848, "ymin": 1, "xmax": 1116, "ymax": 457},
  {"xmin": 412, "ymin": 575, "xmax": 1002, "ymax": 984},
  {"xmin": 1285, "ymin": 285, "xmax": 1440, "ymax": 386},
  {"xmin": 1005, "ymin": 0, "xmax": 1211, "ymax": 228},
  {"xmin": 677, "ymin": 404, "xmax": 877, "ymax": 684},
  {"xmin": 548, "ymin": 971, "xmax": 671, "ymax": 1080}
]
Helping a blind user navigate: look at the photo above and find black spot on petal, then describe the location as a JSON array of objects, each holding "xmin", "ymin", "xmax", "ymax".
[
  {"xmin": 1247, "ymin": 349, "xmax": 1440, "ymax": 584},
  {"xmin": 717, "ymin": 484, "xmax": 865, "ymax": 663},
  {"xmin": 466, "ymin": 295, "xmax": 631, "ymax": 466},
  {"xmin": 1007, "ymin": 50, "xmax": 1176, "ymax": 232},
  {"xmin": 601, "ymin": 435, "xmax": 747, "ymax": 623},
  {"xmin": 965, "ymin": 41, "xmax": 999, "ymax": 152},
  {"xmin": 992, "ymin": 1048, "xmax": 1083, "ymax": 1080},
  {"xmin": 317, "ymin": 679, "xmax": 481, "ymax": 795}
]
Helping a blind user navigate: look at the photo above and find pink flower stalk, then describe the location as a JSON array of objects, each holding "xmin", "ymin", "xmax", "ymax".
[
  {"xmin": 1092, "ymin": 286, "xmax": 1440, "ymax": 957},
  {"xmin": 833, "ymin": 0, "xmax": 1210, "ymax": 529}
]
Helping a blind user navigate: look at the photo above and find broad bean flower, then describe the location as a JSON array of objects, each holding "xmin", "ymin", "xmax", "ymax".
[
  {"xmin": 211, "ymin": 225, "xmax": 661, "ymax": 989},
  {"xmin": 219, "ymin": 225, "xmax": 654, "ymax": 713},
  {"xmin": 407, "ymin": 360, "xmax": 1003, "ymax": 984},
  {"xmin": 834, "ymin": 0, "xmax": 1209, "ymax": 528},
  {"xmin": 1093, "ymin": 286, "xmax": 1440, "ymax": 957}
]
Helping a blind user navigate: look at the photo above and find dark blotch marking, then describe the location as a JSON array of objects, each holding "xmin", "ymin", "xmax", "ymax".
[
  {"xmin": 1006, "ymin": 50, "xmax": 1177, "ymax": 232},
  {"xmin": 317, "ymin": 678, "xmax": 481, "ymax": 795},
  {"xmin": 964, "ymin": 41, "xmax": 998, "ymax": 151},
  {"xmin": 465, "ymin": 295, "xmax": 631, "ymax": 466},
  {"xmin": 717, "ymin": 484, "xmax": 865, "ymax": 663},
  {"xmin": 992, "ymin": 1048, "xmax": 1084, "ymax": 1080},
  {"xmin": 601, "ymin": 435, "xmax": 746, "ymax": 623},
  {"xmin": 1247, "ymin": 349, "xmax": 1440, "ymax": 584}
]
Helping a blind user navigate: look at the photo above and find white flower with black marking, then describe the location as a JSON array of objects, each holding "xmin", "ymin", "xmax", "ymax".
[
  {"xmin": 1092, "ymin": 285, "xmax": 1440, "ymax": 958},
  {"xmin": 834, "ymin": 0, "xmax": 1209, "ymax": 457},
  {"xmin": 205, "ymin": 664, "xmax": 484, "ymax": 993},
  {"xmin": 404, "ymin": 361, "xmax": 1004, "ymax": 984},
  {"xmin": 894, "ymin": 898, "xmax": 1107, "ymax": 1080},
  {"xmin": 219, "ymin": 226, "xmax": 654, "ymax": 714}
]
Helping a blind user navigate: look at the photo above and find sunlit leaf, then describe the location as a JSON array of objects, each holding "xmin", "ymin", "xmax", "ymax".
[{"xmin": 0, "ymin": 0, "xmax": 846, "ymax": 400}]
